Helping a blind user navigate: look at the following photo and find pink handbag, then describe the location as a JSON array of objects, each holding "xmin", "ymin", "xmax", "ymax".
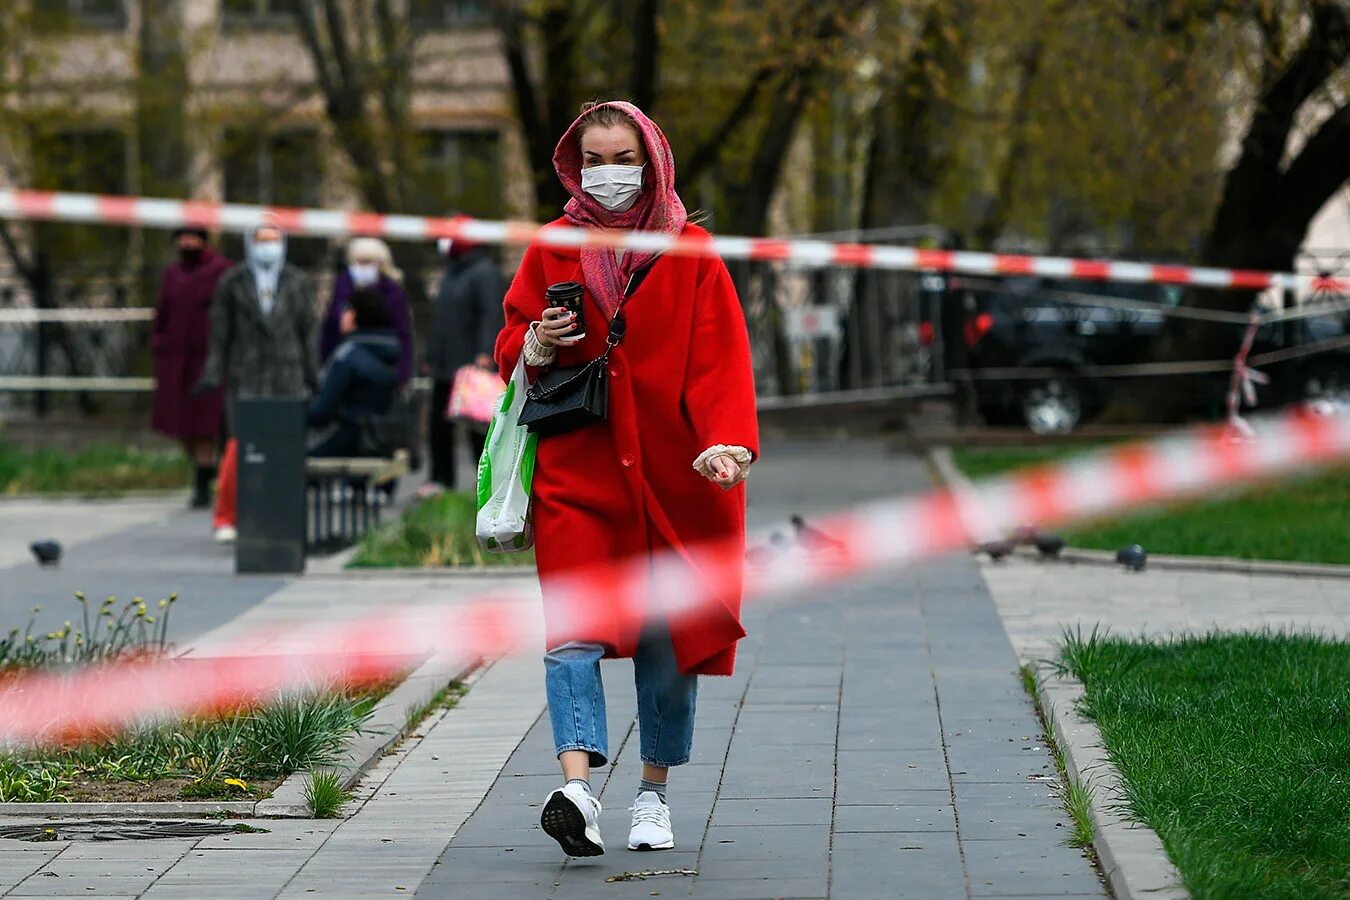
[{"xmin": 447, "ymin": 365, "xmax": 501, "ymax": 427}]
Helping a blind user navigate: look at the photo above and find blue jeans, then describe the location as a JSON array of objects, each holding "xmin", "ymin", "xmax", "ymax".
[{"xmin": 544, "ymin": 628, "xmax": 698, "ymax": 769}]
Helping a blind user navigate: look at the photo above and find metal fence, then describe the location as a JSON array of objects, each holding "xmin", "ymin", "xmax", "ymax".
[
  {"xmin": 0, "ymin": 255, "xmax": 943, "ymax": 422},
  {"xmin": 729, "ymin": 260, "xmax": 938, "ymax": 399}
]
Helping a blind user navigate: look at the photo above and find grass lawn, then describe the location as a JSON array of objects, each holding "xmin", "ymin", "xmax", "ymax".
[
  {"xmin": 1056, "ymin": 630, "xmax": 1350, "ymax": 899},
  {"xmin": 0, "ymin": 442, "xmax": 190, "ymax": 496},
  {"xmin": 951, "ymin": 446, "xmax": 1350, "ymax": 565},
  {"xmin": 348, "ymin": 490, "xmax": 535, "ymax": 569}
]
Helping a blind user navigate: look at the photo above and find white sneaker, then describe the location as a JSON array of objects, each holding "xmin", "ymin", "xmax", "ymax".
[
  {"xmin": 627, "ymin": 791, "xmax": 674, "ymax": 851},
  {"xmin": 213, "ymin": 525, "xmax": 237, "ymax": 544},
  {"xmin": 541, "ymin": 783, "xmax": 604, "ymax": 857}
]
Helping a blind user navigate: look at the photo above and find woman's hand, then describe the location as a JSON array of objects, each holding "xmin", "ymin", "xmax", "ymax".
[
  {"xmin": 704, "ymin": 454, "xmax": 742, "ymax": 490},
  {"xmin": 534, "ymin": 306, "xmax": 578, "ymax": 347}
]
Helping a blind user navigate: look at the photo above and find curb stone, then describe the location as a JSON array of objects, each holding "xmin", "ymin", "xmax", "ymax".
[
  {"xmin": 257, "ymin": 651, "xmax": 480, "ymax": 817},
  {"xmin": 1032, "ymin": 663, "xmax": 1188, "ymax": 900},
  {"xmin": 928, "ymin": 446, "xmax": 1350, "ymax": 579},
  {"xmin": 1014, "ymin": 544, "xmax": 1350, "ymax": 579},
  {"xmin": 308, "ymin": 566, "xmax": 537, "ymax": 580}
]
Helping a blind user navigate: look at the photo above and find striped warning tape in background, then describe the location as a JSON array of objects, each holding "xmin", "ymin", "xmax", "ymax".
[
  {"xmin": 0, "ymin": 404, "xmax": 1345, "ymax": 746},
  {"xmin": 1, "ymin": 188, "xmax": 1345, "ymax": 292}
]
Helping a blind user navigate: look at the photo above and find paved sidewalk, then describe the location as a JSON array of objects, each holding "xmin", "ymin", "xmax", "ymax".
[
  {"xmin": 419, "ymin": 559, "xmax": 1103, "ymax": 900},
  {"xmin": 982, "ymin": 556, "xmax": 1350, "ymax": 663},
  {"xmin": 0, "ymin": 441, "xmax": 1107, "ymax": 898}
]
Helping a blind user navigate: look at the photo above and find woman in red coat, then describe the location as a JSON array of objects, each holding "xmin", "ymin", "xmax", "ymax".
[
  {"xmin": 496, "ymin": 101, "xmax": 758, "ymax": 858},
  {"xmin": 151, "ymin": 228, "xmax": 231, "ymax": 508}
]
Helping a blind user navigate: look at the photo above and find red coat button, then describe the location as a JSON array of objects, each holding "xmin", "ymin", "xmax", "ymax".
[
  {"xmin": 609, "ymin": 365, "xmax": 622, "ymax": 378},
  {"xmin": 621, "ymin": 453, "xmax": 635, "ymax": 468}
]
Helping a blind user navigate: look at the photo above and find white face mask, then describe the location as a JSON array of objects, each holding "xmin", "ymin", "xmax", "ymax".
[
  {"xmin": 251, "ymin": 241, "xmax": 283, "ymax": 268},
  {"xmin": 349, "ymin": 262, "xmax": 380, "ymax": 287},
  {"xmin": 581, "ymin": 164, "xmax": 645, "ymax": 213}
]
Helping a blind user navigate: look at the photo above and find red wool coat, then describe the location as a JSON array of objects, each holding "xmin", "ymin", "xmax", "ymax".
[{"xmin": 496, "ymin": 223, "xmax": 759, "ymax": 676}]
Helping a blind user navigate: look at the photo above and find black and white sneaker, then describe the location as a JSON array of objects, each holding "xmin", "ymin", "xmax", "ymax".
[{"xmin": 541, "ymin": 783, "xmax": 605, "ymax": 857}]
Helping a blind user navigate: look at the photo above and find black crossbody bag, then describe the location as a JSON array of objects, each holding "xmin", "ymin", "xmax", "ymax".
[{"xmin": 518, "ymin": 268, "xmax": 651, "ymax": 436}]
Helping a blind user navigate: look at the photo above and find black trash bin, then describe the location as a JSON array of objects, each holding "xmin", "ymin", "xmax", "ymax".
[{"xmin": 235, "ymin": 397, "xmax": 307, "ymax": 574}]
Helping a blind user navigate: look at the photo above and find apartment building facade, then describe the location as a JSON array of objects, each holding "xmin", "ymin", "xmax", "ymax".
[{"xmin": 5, "ymin": 0, "xmax": 529, "ymax": 276}]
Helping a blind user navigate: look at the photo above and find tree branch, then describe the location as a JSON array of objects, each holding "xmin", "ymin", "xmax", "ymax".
[
  {"xmin": 0, "ymin": 219, "xmax": 34, "ymax": 282},
  {"xmin": 682, "ymin": 60, "xmax": 780, "ymax": 185},
  {"xmin": 631, "ymin": 0, "xmax": 659, "ymax": 110},
  {"xmin": 1203, "ymin": 0, "xmax": 1350, "ymax": 264},
  {"xmin": 293, "ymin": 2, "xmax": 338, "ymax": 103},
  {"xmin": 492, "ymin": 0, "xmax": 557, "ymax": 212},
  {"xmin": 1273, "ymin": 102, "xmax": 1350, "ymax": 245}
]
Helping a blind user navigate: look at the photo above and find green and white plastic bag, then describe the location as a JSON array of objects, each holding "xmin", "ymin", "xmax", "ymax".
[{"xmin": 476, "ymin": 358, "xmax": 537, "ymax": 552}]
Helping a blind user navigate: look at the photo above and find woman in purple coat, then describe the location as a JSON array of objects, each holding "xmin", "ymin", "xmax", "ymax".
[
  {"xmin": 152, "ymin": 228, "xmax": 232, "ymax": 508},
  {"xmin": 320, "ymin": 237, "xmax": 414, "ymax": 384}
]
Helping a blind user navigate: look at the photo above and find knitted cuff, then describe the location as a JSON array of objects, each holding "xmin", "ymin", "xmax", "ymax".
[
  {"xmin": 693, "ymin": 444, "xmax": 754, "ymax": 486},
  {"xmin": 523, "ymin": 322, "xmax": 557, "ymax": 367}
]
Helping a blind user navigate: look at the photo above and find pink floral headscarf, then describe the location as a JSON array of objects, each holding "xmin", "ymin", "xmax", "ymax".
[{"xmin": 553, "ymin": 101, "xmax": 688, "ymax": 319}]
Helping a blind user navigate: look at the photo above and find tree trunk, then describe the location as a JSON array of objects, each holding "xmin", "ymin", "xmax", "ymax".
[
  {"xmin": 1109, "ymin": 3, "xmax": 1350, "ymax": 422},
  {"xmin": 136, "ymin": 0, "xmax": 189, "ymax": 305}
]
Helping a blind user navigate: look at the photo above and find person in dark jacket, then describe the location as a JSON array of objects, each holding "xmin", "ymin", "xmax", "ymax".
[
  {"xmin": 195, "ymin": 217, "xmax": 320, "ymax": 542},
  {"xmin": 309, "ymin": 288, "xmax": 401, "ymax": 458},
  {"xmin": 422, "ymin": 238, "xmax": 506, "ymax": 494},
  {"xmin": 151, "ymin": 228, "xmax": 232, "ymax": 508},
  {"xmin": 319, "ymin": 237, "xmax": 414, "ymax": 384}
]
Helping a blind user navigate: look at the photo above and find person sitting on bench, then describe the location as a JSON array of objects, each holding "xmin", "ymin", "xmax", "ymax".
[{"xmin": 308, "ymin": 288, "xmax": 402, "ymax": 458}]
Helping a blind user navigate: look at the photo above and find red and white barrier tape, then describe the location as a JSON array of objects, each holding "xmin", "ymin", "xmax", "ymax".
[
  {"xmin": 1, "ymin": 188, "xmax": 1345, "ymax": 292},
  {"xmin": 0, "ymin": 405, "xmax": 1347, "ymax": 746},
  {"xmin": 1226, "ymin": 310, "xmax": 1269, "ymax": 440}
]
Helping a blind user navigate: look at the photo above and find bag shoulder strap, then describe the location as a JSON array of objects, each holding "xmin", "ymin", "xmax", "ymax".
[{"xmin": 607, "ymin": 263, "xmax": 655, "ymax": 350}]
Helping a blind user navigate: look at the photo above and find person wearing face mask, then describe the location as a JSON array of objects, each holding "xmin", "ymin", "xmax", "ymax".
[
  {"xmin": 319, "ymin": 237, "xmax": 414, "ymax": 385},
  {"xmin": 423, "ymin": 235, "xmax": 506, "ymax": 496},
  {"xmin": 195, "ymin": 218, "xmax": 321, "ymax": 542},
  {"xmin": 497, "ymin": 100, "xmax": 758, "ymax": 859},
  {"xmin": 151, "ymin": 228, "xmax": 233, "ymax": 509}
]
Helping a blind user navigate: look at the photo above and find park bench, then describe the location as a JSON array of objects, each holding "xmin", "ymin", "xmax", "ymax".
[{"xmin": 304, "ymin": 449, "xmax": 410, "ymax": 553}]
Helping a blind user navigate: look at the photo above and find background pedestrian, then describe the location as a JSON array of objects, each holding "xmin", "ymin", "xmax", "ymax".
[
  {"xmin": 195, "ymin": 218, "xmax": 321, "ymax": 543},
  {"xmin": 308, "ymin": 288, "xmax": 401, "ymax": 458},
  {"xmin": 423, "ymin": 236, "xmax": 505, "ymax": 495},
  {"xmin": 321, "ymin": 237, "xmax": 414, "ymax": 385},
  {"xmin": 151, "ymin": 227, "xmax": 232, "ymax": 508}
]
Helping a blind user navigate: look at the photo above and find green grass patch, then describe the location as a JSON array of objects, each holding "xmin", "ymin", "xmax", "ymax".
[
  {"xmin": 349, "ymin": 491, "xmax": 534, "ymax": 569},
  {"xmin": 1055, "ymin": 629, "xmax": 1350, "ymax": 898},
  {"xmin": 404, "ymin": 679, "xmax": 468, "ymax": 733},
  {"xmin": 304, "ymin": 769, "xmax": 348, "ymax": 819},
  {"xmin": 0, "ymin": 442, "xmax": 189, "ymax": 496},
  {"xmin": 1018, "ymin": 664, "xmax": 1097, "ymax": 854},
  {"xmin": 951, "ymin": 446, "xmax": 1350, "ymax": 565},
  {"xmin": 0, "ymin": 593, "xmax": 385, "ymax": 804}
]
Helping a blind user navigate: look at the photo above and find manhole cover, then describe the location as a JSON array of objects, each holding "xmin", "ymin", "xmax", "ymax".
[{"xmin": 0, "ymin": 820, "xmax": 268, "ymax": 842}]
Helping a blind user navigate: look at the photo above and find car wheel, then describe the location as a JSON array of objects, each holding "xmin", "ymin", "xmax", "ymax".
[
  {"xmin": 1020, "ymin": 376, "xmax": 1083, "ymax": 435},
  {"xmin": 1302, "ymin": 360, "xmax": 1350, "ymax": 407}
]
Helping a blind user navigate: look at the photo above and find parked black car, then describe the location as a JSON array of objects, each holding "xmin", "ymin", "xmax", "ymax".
[{"xmin": 923, "ymin": 275, "xmax": 1350, "ymax": 433}]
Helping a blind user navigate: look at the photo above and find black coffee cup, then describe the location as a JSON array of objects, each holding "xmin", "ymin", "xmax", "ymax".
[{"xmin": 545, "ymin": 281, "xmax": 585, "ymax": 344}]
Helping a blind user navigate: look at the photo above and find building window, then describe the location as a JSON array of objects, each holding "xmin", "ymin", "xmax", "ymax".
[
  {"xmin": 416, "ymin": 129, "xmax": 503, "ymax": 218},
  {"xmin": 34, "ymin": 0, "xmax": 128, "ymax": 30},
  {"xmin": 222, "ymin": 129, "xmax": 326, "ymax": 268},
  {"xmin": 409, "ymin": 0, "xmax": 492, "ymax": 28},
  {"xmin": 31, "ymin": 129, "xmax": 130, "ymax": 267},
  {"xmin": 222, "ymin": 0, "xmax": 299, "ymax": 26}
]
